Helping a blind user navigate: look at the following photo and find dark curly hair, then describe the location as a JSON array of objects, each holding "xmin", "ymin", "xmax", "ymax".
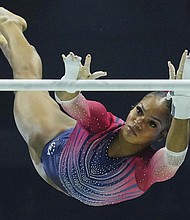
[{"xmin": 142, "ymin": 91, "xmax": 172, "ymax": 131}]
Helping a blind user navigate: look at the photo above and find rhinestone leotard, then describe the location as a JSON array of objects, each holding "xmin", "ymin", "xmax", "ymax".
[{"xmin": 48, "ymin": 93, "xmax": 183, "ymax": 206}]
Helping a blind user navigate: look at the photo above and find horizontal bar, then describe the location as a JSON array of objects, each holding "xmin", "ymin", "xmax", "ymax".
[{"xmin": 0, "ymin": 79, "xmax": 190, "ymax": 91}]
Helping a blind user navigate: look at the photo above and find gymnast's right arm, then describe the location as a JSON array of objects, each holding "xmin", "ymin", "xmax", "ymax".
[{"xmin": 55, "ymin": 52, "xmax": 109, "ymax": 132}]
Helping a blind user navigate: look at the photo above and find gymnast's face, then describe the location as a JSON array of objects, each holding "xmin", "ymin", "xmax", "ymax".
[{"xmin": 122, "ymin": 96, "xmax": 168, "ymax": 146}]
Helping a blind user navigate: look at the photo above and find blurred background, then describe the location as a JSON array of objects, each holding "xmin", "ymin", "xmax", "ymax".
[{"xmin": 0, "ymin": 1, "xmax": 190, "ymax": 219}]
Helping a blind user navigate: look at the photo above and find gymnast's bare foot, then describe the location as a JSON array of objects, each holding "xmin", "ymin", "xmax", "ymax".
[{"xmin": 0, "ymin": 7, "xmax": 27, "ymax": 31}]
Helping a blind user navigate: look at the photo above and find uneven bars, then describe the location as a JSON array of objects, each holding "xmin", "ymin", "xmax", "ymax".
[{"xmin": 0, "ymin": 79, "xmax": 190, "ymax": 91}]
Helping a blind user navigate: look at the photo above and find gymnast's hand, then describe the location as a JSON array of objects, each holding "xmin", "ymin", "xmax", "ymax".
[
  {"xmin": 61, "ymin": 52, "xmax": 107, "ymax": 80},
  {"xmin": 167, "ymin": 50, "xmax": 190, "ymax": 119},
  {"xmin": 78, "ymin": 54, "xmax": 107, "ymax": 80},
  {"xmin": 61, "ymin": 52, "xmax": 82, "ymax": 80},
  {"xmin": 168, "ymin": 49, "xmax": 188, "ymax": 80}
]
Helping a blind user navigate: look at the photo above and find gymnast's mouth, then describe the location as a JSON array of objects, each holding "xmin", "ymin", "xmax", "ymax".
[{"xmin": 125, "ymin": 125, "xmax": 137, "ymax": 136}]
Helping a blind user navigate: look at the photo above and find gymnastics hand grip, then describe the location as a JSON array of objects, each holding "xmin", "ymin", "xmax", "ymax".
[
  {"xmin": 61, "ymin": 53, "xmax": 82, "ymax": 81},
  {"xmin": 182, "ymin": 56, "xmax": 190, "ymax": 79},
  {"xmin": 61, "ymin": 52, "xmax": 82, "ymax": 93},
  {"xmin": 167, "ymin": 93, "xmax": 190, "ymax": 119}
]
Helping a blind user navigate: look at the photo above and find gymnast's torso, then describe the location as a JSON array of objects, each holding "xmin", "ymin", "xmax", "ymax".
[
  {"xmin": 38, "ymin": 93, "xmax": 181, "ymax": 206},
  {"xmin": 41, "ymin": 116, "xmax": 155, "ymax": 206}
]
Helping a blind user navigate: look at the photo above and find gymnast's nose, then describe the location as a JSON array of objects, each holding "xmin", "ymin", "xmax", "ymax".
[{"xmin": 133, "ymin": 116, "xmax": 144, "ymax": 130}]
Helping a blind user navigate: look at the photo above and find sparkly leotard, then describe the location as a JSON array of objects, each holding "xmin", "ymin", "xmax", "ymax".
[{"xmin": 42, "ymin": 93, "xmax": 186, "ymax": 206}]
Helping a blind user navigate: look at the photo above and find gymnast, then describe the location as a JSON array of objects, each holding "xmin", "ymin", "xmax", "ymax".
[{"xmin": 0, "ymin": 7, "xmax": 189, "ymax": 206}]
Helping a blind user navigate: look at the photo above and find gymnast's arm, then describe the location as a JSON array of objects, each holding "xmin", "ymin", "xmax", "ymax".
[
  {"xmin": 136, "ymin": 51, "xmax": 190, "ymax": 191},
  {"xmin": 136, "ymin": 109, "xmax": 189, "ymax": 192},
  {"xmin": 55, "ymin": 52, "xmax": 109, "ymax": 132},
  {"xmin": 165, "ymin": 50, "xmax": 190, "ymax": 153}
]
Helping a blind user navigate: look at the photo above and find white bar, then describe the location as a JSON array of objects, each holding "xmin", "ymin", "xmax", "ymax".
[{"xmin": 0, "ymin": 79, "xmax": 190, "ymax": 91}]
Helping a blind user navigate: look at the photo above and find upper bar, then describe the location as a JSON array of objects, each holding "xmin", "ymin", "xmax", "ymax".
[{"xmin": 0, "ymin": 79, "xmax": 190, "ymax": 91}]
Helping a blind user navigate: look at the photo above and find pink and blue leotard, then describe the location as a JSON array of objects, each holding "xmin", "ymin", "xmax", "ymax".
[{"xmin": 41, "ymin": 93, "xmax": 185, "ymax": 206}]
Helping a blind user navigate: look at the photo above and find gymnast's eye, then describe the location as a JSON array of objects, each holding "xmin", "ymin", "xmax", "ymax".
[
  {"xmin": 136, "ymin": 106, "xmax": 143, "ymax": 115},
  {"xmin": 149, "ymin": 120, "xmax": 157, "ymax": 128}
]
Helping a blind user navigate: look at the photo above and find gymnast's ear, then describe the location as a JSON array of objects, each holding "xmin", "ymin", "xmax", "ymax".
[{"xmin": 157, "ymin": 130, "xmax": 167, "ymax": 142}]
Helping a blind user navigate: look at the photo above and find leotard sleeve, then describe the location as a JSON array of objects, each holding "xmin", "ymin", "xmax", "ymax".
[
  {"xmin": 55, "ymin": 93, "xmax": 112, "ymax": 132},
  {"xmin": 136, "ymin": 146, "xmax": 188, "ymax": 191}
]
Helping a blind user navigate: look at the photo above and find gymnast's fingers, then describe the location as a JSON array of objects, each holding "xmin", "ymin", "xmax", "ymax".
[
  {"xmin": 176, "ymin": 50, "xmax": 188, "ymax": 79},
  {"xmin": 168, "ymin": 61, "xmax": 175, "ymax": 80},
  {"xmin": 89, "ymin": 71, "xmax": 107, "ymax": 79},
  {"xmin": 62, "ymin": 54, "xmax": 66, "ymax": 61},
  {"xmin": 84, "ymin": 54, "xmax": 91, "ymax": 73}
]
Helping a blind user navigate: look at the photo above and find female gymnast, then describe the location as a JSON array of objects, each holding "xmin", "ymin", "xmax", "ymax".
[{"xmin": 0, "ymin": 7, "xmax": 189, "ymax": 206}]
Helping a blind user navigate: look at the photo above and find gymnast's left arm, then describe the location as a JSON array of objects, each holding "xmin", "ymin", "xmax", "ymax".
[
  {"xmin": 136, "ymin": 50, "xmax": 190, "ymax": 191},
  {"xmin": 165, "ymin": 50, "xmax": 190, "ymax": 154}
]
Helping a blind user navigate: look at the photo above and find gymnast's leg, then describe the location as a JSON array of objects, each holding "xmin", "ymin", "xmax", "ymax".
[{"xmin": 0, "ymin": 8, "xmax": 76, "ymax": 188}]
